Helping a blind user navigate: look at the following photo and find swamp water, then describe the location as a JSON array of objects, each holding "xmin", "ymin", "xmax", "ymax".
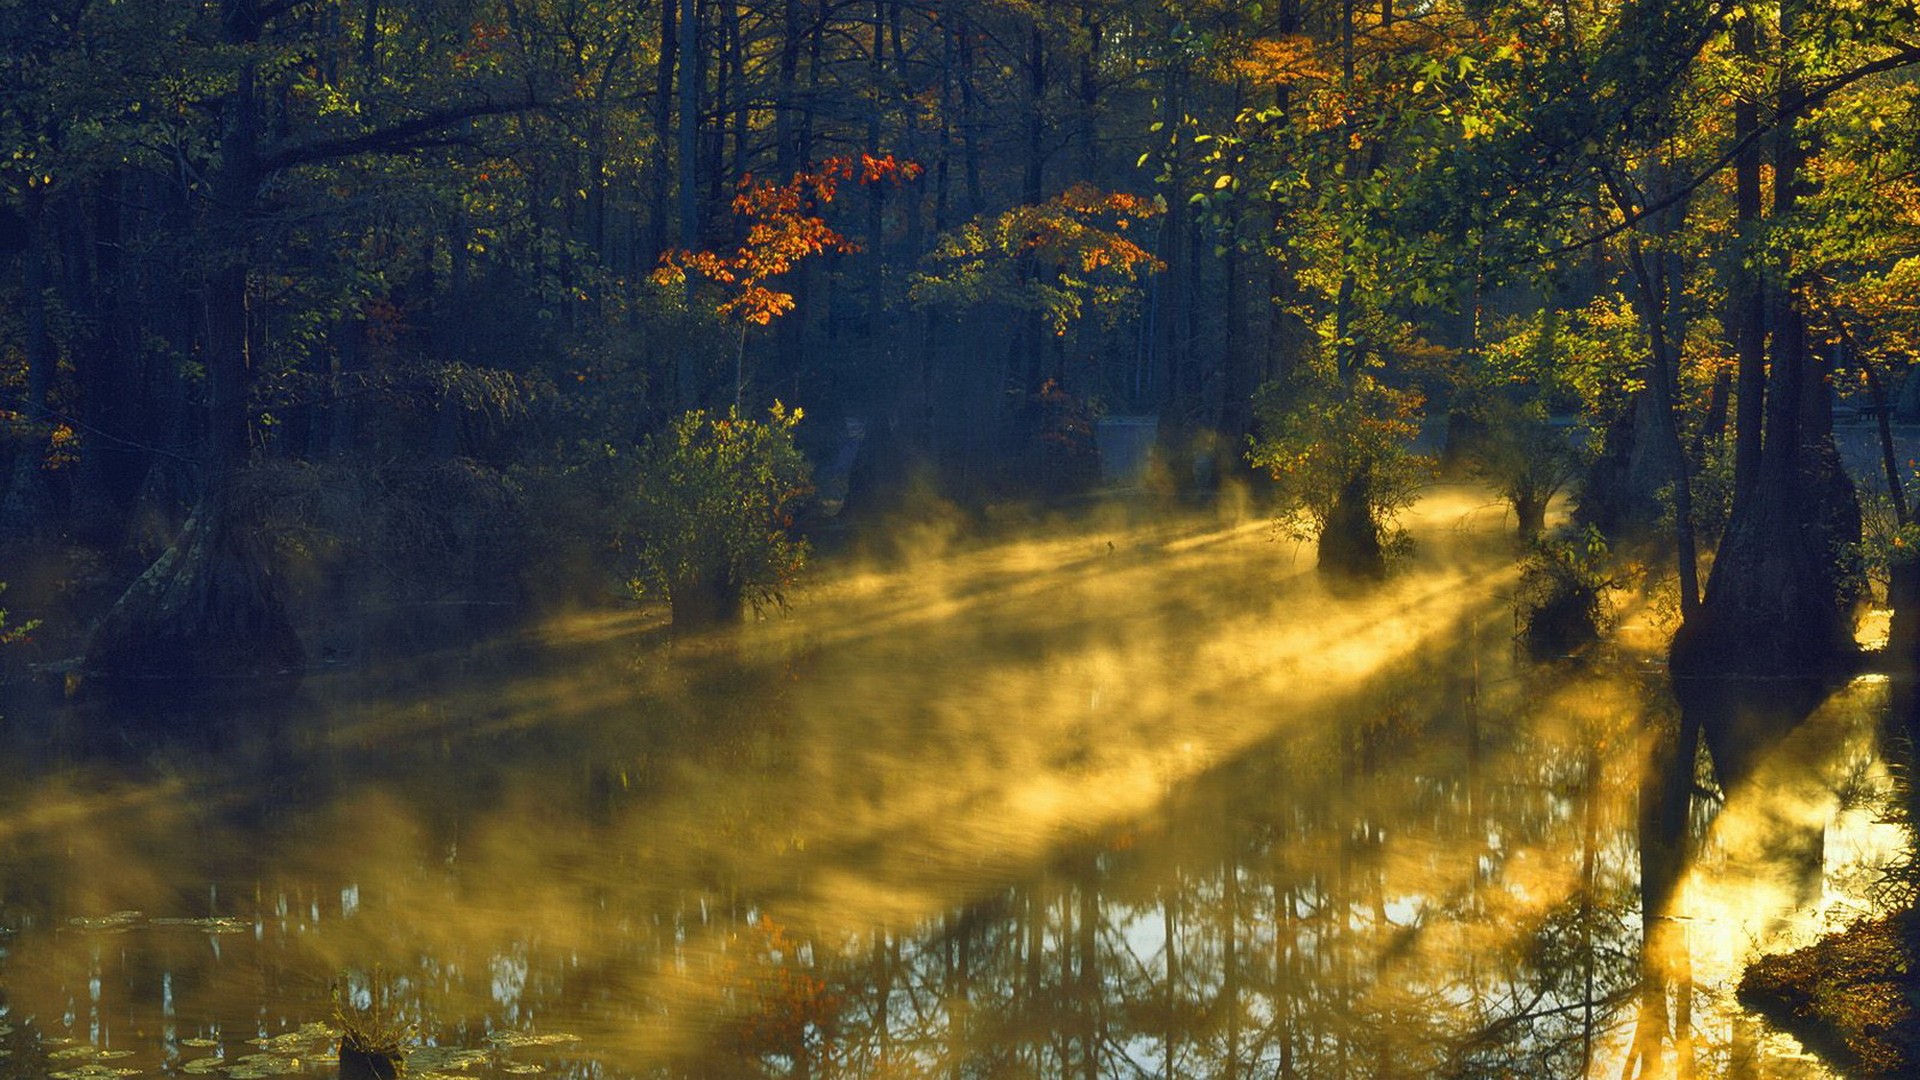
[{"xmin": 0, "ymin": 487, "xmax": 1907, "ymax": 1078}]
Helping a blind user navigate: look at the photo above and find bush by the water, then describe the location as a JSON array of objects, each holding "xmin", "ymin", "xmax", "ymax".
[
  {"xmin": 1516, "ymin": 527, "xmax": 1613, "ymax": 659},
  {"xmin": 0, "ymin": 582, "xmax": 33, "ymax": 647},
  {"xmin": 628, "ymin": 403, "xmax": 812, "ymax": 627},
  {"xmin": 1247, "ymin": 368, "xmax": 1427, "ymax": 578}
]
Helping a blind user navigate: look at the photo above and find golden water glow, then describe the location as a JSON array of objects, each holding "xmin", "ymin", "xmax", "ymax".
[{"xmin": 0, "ymin": 485, "xmax": 1899, "ymax": 1078}]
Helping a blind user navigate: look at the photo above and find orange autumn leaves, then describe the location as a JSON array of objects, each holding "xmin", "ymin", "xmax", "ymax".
[
  {"xmin": 653, "ymin": 154, "xmax": 921, "ymax": 327},
  {"xmin": 656, "ymin": 158, "xmax": 1160, "ymax": 339}
]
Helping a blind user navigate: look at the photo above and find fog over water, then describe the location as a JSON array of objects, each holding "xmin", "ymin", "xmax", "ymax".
[{"xmin": 0, "ymin": 485, "xmax": 1903, "ymax": 1078}]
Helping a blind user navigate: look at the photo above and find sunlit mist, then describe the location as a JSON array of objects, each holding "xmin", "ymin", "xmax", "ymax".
[{"xmin": 0, "ymin": 485, "xmax": 1897, "ymax": 1078}]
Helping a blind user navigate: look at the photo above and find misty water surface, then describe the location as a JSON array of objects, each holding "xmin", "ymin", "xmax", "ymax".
[{"xmin": 0, "ymin": 487, "xmax": 1904, "ymax": 1078}]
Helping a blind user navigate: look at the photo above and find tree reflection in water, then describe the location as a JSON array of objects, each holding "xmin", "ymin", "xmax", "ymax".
[
  {"xmin": 713, "ymin": 663, "xmax": 1900, "ymax": 1079},
  {"xmin": 0, "ymin": 496, "xmax": 1904, "ymax": 1080},
  {"xmin": 758, "ymin": 648, "xmax": 1656, "ymax": 1080}
]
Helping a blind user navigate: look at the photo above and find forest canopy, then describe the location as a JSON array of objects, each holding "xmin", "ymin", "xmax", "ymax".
[{"xmin": 0, "ymin": 0, "xmax": 1916, "ymax": 660}]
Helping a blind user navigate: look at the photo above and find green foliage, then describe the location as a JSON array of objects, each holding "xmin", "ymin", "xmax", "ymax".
[
  {"xmin": 1516, "ymin": 526, "xmax": 1614, "ymax": 659},
  {"xmin": 0, "ymin": 582, "xmax": 35, "ymax": 648},
  {"xmin": 1852, "ymin": 479, "xmax": 1920, "ymax": 598},
  {"xmin": 1481, "ymin": 299, "xmax": 1647, "ymax": 420},
  {"xmin": 1247, "ymin": 364, "xmax": 1427, "ymax": 559},
  {"xmin": 629, "ymin": 404, "xmax": 812, "ymax": 619},
  {"xmin": 910, "ymin": 184, "xmax": 1163, "ymax": 334}
]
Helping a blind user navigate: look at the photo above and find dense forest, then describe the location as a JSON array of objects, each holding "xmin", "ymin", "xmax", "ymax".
[
  {"xmin": 0, "ymin": 0, "xmax": 1916, "ymax": 685},
  {"xmin": 6, "ymin": 3, "xmax": 1920, "ymax": 1077}
]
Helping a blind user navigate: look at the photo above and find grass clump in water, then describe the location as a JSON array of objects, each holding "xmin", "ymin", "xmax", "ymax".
[{"xmin": 333, "ymin": 970, "xmax": 412, "ymax": 1080}]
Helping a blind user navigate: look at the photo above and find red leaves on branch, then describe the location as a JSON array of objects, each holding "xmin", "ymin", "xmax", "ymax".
[{"xmin": 654, "ymin": 155, "xmax": 921, "ymax": 326}]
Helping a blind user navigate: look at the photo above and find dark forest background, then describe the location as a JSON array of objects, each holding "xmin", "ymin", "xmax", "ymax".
[{"xmin": 1, "ymin": 0, "xmax": 1917, "ymax": 684}]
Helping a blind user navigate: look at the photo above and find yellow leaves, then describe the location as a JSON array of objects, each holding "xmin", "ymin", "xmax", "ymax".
[
  {"xmin": 1233, "ymin": 35, "xmax": 1330, "ymax": 86},
  {"xmin": 44, "ymin": 422, "xmax": 79, "ymax": 470}
]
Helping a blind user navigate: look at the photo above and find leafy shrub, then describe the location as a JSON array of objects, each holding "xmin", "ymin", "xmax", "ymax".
[
  {"xmin": 1516, "ymin": 526, "xmax": 1614, "ymax": 659},
  {"xmin": 1248, "ymin": 367, "xmax": 1427, "ymax": 576},
  {"xmin": 629, "ymin": 403, "xmax": 812, "ymax": 627},
  {"xmin": 1469, "ymin": 397, "xmax": 1584, "ymax": 538},
  {"xmin": 0, "ymin": 582, "xmax": 33, "ymax": 647}
]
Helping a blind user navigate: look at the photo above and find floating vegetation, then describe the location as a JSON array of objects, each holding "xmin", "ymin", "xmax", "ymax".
[
  {"xmin": 50, "ymin": 1047, "xmax": 134, "ymax": 1061},
  {"xmin": 63, "ymin": 911, "xmax": 142, "ymax": 933},
  {"xmin": 256, "ymin": 1022, "xmax": 333, "ymax": 1054},
  {"xmin": 176, "ymin": 1022, "xmax": 338, "ymax": 1078},
  {"xmin": 224, "ymin": 1053, "xmax": 307, "ymax": 1068},
  {"xmin": 150, "ymin": 916, "xmax": 251, "ymax": 934},
  {"xmin": 500, "ymin": 1065, "xmax": 542, "ymax": 1076},
  {"xmin": 45, "ymin": 1050, "xmax": 141, "ymax": 1080},
  {"xmin": 484, "ymin": 1032, "xmax": 578, "ymax": 1049},
  {"xmin": 49, "ymin": 1066, "xmax": 140, "ymax": 1080},
  {"xmin": 407, "ymin": 1045, "xmax": 491, "ymax": 1072},
  {"xmin": 57, "ymin": 912, "xmax": 250, "ymax": 937}
]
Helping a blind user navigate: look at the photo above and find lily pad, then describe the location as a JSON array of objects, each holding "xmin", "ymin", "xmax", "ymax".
[
  {"xmin": 150, "ymin": 917, "xmax": 250, "ymax": 935},
  {"xmin": 408, "ymin": 1046, "xmax": 491, "ymax": 1071},
  {"xmin": 179, "ymin": 1057, "xmax": 224, "ymax": 1074},
  {"xmin": 180, "ymin": 1038, "xmax": 220, "ymax": 1049},
  {"xmin": 486, "ymin": 1032, "xmax": 580, "ymax": 1049},
  {"xmin": 255, "ymin": 1022, "xmax": 333, "ymax": 1054},
  {"xmin": 224, "ymin": 1051, "xmax": 314, "ymax": 1077}
]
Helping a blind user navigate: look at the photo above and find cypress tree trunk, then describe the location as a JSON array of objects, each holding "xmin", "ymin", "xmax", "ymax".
[
  {"xmin": 1674, "ymin": 0, "xmax": 1859, "ymax": 680},
  {"xmin": 84, "ymin": 485, "xmax": 304, "ymax": 695},
  {"xmin": 84, "ymin": 36, "xmax": 304, "ymax": 697},
  {"xmin": 1318, "ymin": 472, "xmax": 1386, "ymax": 579}
]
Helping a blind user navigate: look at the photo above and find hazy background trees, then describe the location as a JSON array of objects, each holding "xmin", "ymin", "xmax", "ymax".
[{"xmin": 0, "ymin": 0, "xmax": 1915, "ymax": 665}]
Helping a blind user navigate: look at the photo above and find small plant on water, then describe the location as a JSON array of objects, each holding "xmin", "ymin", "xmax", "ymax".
[
  {"xmin": 1516, "ymin": 526, "xmax": 1614, "ymax": 660},
  {"xmin": 628, "ymin": 403, "xmax": 813, "ymax": 628},
  {"xmin": 333, "ymin": 970, "xmax": 412, "ymax": 1080}
]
